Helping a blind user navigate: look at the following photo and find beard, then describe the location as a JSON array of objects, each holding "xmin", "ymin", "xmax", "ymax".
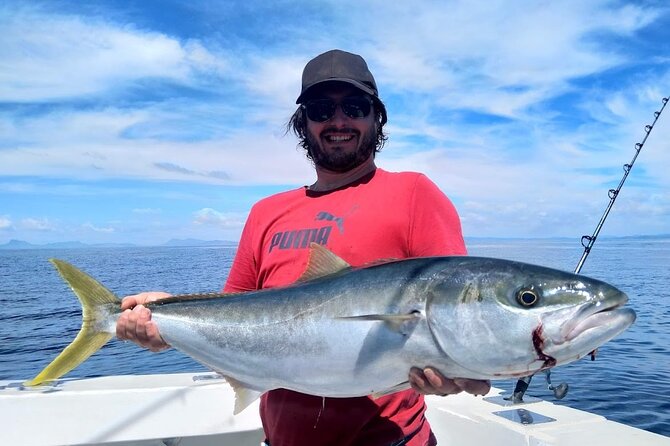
[{"xmin": 304, "ymin": 124, "xmax": 377, "ymax": 173}]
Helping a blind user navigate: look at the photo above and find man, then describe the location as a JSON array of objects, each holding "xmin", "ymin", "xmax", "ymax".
[{"xmin": 118, "ymin": 49, "xmax": 490, "ymax": 446}]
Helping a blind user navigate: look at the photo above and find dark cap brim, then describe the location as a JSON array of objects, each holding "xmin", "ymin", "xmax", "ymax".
[{"xmin": 296, "ymin": 78, "xmax": 377, "ymax": 104}]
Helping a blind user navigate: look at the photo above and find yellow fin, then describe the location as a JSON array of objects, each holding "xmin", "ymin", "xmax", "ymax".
[
  {"xmin": 25, "ymin": 259, "xmax": 119, "ymax": 386},
  {"xmin": 25, "ymin": 330, "xmax": 113, "ymax": 386},
  {"xmin": 296, "ymin": 243, "xmax": 351, "ymax": 283}
]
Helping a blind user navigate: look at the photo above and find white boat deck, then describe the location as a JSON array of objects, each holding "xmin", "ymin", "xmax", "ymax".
[{"xmin": 1, "ymin": 372, "xmax": 667, "ymax": 446}]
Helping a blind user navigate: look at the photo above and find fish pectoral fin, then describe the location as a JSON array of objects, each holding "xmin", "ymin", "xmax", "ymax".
[
  {"xmin": 224, "ymin": 376, "xmax": 264, "ymax": 415},
  {"xmin": 371, "ymin": 381, "xmax": 410, "ymax": 399},
  {"xmin": 336, "ymin": 312, "xmax": 422, "ymax": 334},
  {"xmin": 296, "ymin": 243, "xmax": 351, "ymax": 283},
  {"xmin": 337, "ymin": 313, "xmax": 421, "ymax": 322}
]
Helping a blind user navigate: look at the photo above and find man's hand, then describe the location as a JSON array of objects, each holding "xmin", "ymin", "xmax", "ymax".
[
  {"xmin": 409, "ymin": 366, "xmax": 491, "ymax": 397},
  {"xmin": 116, "ymin": 292, "xmax": 171, "ymax": 352}
]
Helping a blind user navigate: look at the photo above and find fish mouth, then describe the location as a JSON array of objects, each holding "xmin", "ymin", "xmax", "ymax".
[{"xmin": 561, "ymin": 292, "xmax": 635, "ymax": 342}]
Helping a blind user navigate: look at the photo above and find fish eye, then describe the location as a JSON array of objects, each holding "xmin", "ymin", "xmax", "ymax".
[{"xmin": 517, "ymin": 288, "xmax": 539, "ymax": 307}]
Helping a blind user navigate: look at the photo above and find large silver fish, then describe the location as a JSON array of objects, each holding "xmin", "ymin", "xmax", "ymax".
[{"xmin": 27, "ymin": 244, "xmax": 635, "ymax": 413}]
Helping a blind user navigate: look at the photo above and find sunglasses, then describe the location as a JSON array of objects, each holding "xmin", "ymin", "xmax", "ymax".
[{"xmin": 302, "ymin": 96, "xmax": 374, "ymax": 122}]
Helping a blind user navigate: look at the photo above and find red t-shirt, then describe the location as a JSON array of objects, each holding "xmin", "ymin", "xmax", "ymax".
[{"xmin": 224, "ymin": 168, "xmax": 466, "ymax": 446}]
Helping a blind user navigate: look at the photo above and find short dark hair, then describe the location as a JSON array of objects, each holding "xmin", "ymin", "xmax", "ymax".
[{"xmin": 287, "ymin": 97, "xmax": 388, "ymax": 159}]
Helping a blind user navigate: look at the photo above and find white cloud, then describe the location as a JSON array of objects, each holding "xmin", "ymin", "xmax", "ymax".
[
  {"xmin": 0, "ymin": 8, "xmax": 228, "ymax": 102},
  {"xmin": 0, "ymin": 1, "xmax": 667, "ymax": 241},
  {"xmin": 0, "ymin": 216, "xmax": 12, "ymax": 230},
  {"xmin": 357, "ymin": 0, "xmax": 659, "ymax": 116},
  {"xmin": 0, "ymin": 116, "xmax": 313, "ymax": 184},
  {"xmin": 243, "ymin": 55, "xmax": 305, "ymax": 109},
  {"xmin": 193, "ymin": 208, "xmax": 247, "ymax": 229},
  {"xmin": 82, "ymin": 222, "xmax": 115, "ymax": 233},
  {"xmin": 20, "ymin": 218, "xmax": 55, "ymax": 231},
  {"xmin": 378, "ymin": 83, "xmax": 670, "ymax": 238}
]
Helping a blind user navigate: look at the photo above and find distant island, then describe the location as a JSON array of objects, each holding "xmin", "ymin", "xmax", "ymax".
[
  {"xmin": 0, "ymin": 238, "xmax": 239, "ymax": 250},
  {"xmin": 1, "ymin": 235, "xmax": 668, "ymax": 250}
]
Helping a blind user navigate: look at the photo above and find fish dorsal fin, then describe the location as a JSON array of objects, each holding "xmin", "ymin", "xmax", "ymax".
[
  {"xmin": 296, "ymin": 243, "xmax": 351, "ymax": 283},
  {"xmin": 224, "ymin": 375, "xmax": 264, "ymax": 415},
  {"xmin": 362, "ymin": 258, "xmax": 399, "ymax": 267},
  {"xmin": 150, "ymin": 292, "xmax": 241, "ymax": 305}
]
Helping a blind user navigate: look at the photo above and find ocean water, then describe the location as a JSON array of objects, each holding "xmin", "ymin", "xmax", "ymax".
[{"xmin": 0, "ymin": 239, "xmax": 668, "ymax": 437}]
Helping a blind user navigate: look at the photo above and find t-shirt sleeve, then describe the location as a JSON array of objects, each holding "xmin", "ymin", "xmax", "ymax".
[
  {"xmin": 223, "ymin": 209, "xmax": 259, "ymax": 293},
  {"xmin": 407, "ymin": 174, "xmax": 467, "ymax": 257}
]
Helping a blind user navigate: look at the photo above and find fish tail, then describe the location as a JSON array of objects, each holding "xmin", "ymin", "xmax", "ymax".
[{"xmin": 24, "ymin": 259, "xmax": 120, "ymax": 386}]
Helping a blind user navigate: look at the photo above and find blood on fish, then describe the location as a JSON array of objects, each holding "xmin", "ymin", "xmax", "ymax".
[{"xmin": 532, "ymin": 325, "xmax": 557, "ymax": 369}]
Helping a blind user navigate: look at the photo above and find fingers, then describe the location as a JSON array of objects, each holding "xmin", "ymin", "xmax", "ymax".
[
  {"xmin": 144, "ymin": 319, "xmax": 167, "ymax": 352},
  {"xmin": 117, "ymin": 306, "xmax": 170, "ymax": 351},
  {"xmin": 120, "ymin": 291, "xmax": 171, "ymax": 310},
  {"xmin": 453, "ymin": 377, "xmax": 491, "ymax": 397},
  {"xmin": 409, "ymin": 367, "xmax": 462, "ymax": 395},
  {"xmin": 120, "ymin": 295, "xmax": 139, "ymax": 311},
  {"xmin": 409, "ymin": 366, "xmax": 491, "ymax": 397},
  {"xmin": 116, "ymin": 305, "xmax": 147, "ymax": 342},
  {"xmin": 117, "ymin": 292, "xmax": 171, "ymax": 352}
]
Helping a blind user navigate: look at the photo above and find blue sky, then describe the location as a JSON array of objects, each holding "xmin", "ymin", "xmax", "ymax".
[{"xmin": 1, "ymin": 0, "xmax": 669, "ymax": 245}]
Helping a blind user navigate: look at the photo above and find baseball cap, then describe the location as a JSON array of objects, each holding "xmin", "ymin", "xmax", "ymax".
[{"xmin": 296, "ymin": 49, "xmax": 380, "ymax": 104}]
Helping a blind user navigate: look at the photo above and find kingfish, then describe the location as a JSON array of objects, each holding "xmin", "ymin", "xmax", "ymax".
[{"xmin": 26, "ymin": 244, "xmax": 635, "ymax": 414}]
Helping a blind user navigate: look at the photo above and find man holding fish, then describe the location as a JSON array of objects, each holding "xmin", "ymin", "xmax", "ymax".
[{"xmin": 116, "ymin": 49, "xmax": 494, "ymax": 445}]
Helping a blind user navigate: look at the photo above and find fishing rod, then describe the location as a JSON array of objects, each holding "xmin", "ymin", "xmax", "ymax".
[
  {"xmin": 575, "ymin": 95, "xmax": 669, "ymax": 274},
  {"xmin": 506, "ymin": 95, "xmax": 669, "ymax": 404}
]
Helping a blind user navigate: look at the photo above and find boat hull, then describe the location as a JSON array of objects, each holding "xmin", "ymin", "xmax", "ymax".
[{"xmin": 1, "ymin": 372, "xmax": 668, "ymax": 446}]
